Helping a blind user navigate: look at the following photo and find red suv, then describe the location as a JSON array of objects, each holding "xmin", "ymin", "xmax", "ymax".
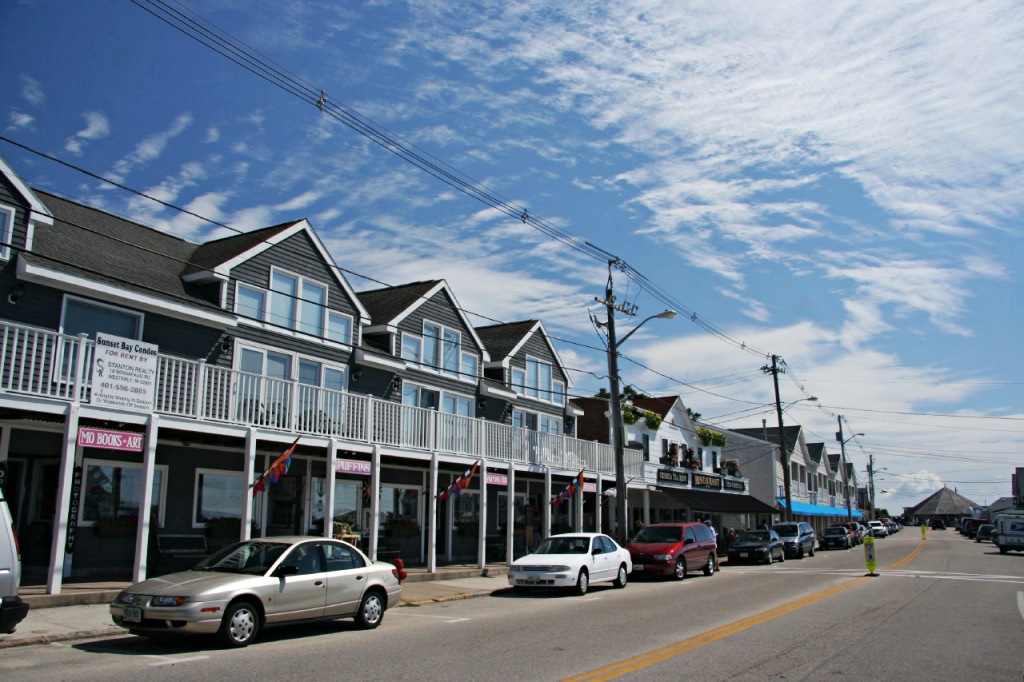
[{"xmin": 626, "ymin": 522, "xmax": 718, "ymax": 580}]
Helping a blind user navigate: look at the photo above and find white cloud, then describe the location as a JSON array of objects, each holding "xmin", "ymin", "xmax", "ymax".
[
  {"xmin": 20, "ymin": 74, "xmax": 44, "ymax": 106},
  {"xmin": 64, "ymin": 111, "xmax": 110, "ymax": 155},
  {"xmin": 7, "ymin": 111, "xmax": 34, "ymax": 130},
  {"xmin": 108, "ymin": 112, "xmax": 193, "ymax": 183}
]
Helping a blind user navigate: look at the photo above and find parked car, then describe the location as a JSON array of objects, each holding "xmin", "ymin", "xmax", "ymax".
[
  {"xmin": 821, "ymin": 526, "xmax": 853, "ymax": 550},
  {"xmin": 727, "ymin": 530, "xmax": 785, "ymax": 564},
  {"xmin": 975, "ymin": 524, "xmax": 995, "ymax": 543},
  {"xmin": 0, "ymin": 489, "xmax": 29, "ymax": 635},
  {"xmin": 962, "ymin": 518, "xmax": 984, "ymax": 538},
  {"xmin": 626, "ymin": 522, "xmax": 717, "ymax": 580},
  {"xmin": 832, "ymin": 522, "xmax": 862, "ymax": 545},
  {"xmin": 110, "ymin": 537, "xmax": 404, "ymax": 647},
  {"xmin": 928, "ymin": 518, "xmax": 946, "ymax": 531},
  {"xmin": 883, "ymin": 519, "xmax": 899, "ymax": 534},
  {"xmin": 508, "ymin": 533, "xmax": 631, "ymax": 596},
  {"xmin": 771, "ymin": 522, "xmax": 816, "ymax": 559},
  {"xmin": 869, "ymin": 520, "xmax": 889, "ymax": 537}
]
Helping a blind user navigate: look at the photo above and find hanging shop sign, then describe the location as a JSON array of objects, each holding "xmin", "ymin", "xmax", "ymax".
[
  {"xmin": 335, "ymin": 458, "xmax": 371, "ymax": 475},
  {"xmin": 487, "ymin": 473, "xmax": 507, "ymax": 486},
  {"xmin": 657, "ymin": 469, "xmax": 689, "ymax": 485},
  {"xmin": 77, "ymin": 427, "xmax": 145, "ymax": 452},
  {"xmin": 692, "ymin": 473, "xmax": 722, "ymax": 490},
  {"xmin": 584, "ymin": 482, "xmax": 597, "ymax": 493},
  {"xmin": 723, "ymin": 478, "xmax": 746, "ymax": 492},
  {"xmin": 65, "ymin": 465, "xmax": 83, "ymax": 555}
]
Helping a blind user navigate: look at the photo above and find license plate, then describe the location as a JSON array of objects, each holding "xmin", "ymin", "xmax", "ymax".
[
  {"xmin": 740, "ymin": 553, "xmax": 748, "ymax": 558},
  {"xmin": 633, "ymin": 564, "xmax": 645, "ymax": 571},
  {"xmin": 123, "ymin": 607, "xmax": 142, "ymax": 623}
]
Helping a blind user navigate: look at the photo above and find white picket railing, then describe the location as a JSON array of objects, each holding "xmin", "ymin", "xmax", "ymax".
[{"xmin": 0, "ymin": 321, "xmax": 629, "ymax": 476}]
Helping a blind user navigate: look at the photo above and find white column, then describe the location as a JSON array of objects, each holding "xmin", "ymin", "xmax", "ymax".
[
  {"xmin": 428, "ymin": 452, "xmax": 438, "ymax": 572},
  {"xmin": 543, "ymin": 468, "xmax": 552, "ymax": 537},
  {"xmin": 244, "ymin": 427, "xmax": 259, "ymax": 539},
  {"xmin": 505, "ymin": 464, "xmax": 515, "ymax": 563},
  {"xmin": 478, "ymin": 458, "xmax": 487, "ymax": 569},
  {"xmin": 596, "ymin": 473, "xmax": 603, "ymax": 533},
  {"xmin": 47, "ymin": 404, "xmax": 80, "ymax": 594},
  {"xmin": 369, "ymin": 445, "xmax": 381, "ymax": 560},
  {"xmin": 325, "ymin": 439, "xmax": 338, "ymax": 539},
  {"xmin": 132, "ymin": 414, "xmax": 159, "ymax": 582}
]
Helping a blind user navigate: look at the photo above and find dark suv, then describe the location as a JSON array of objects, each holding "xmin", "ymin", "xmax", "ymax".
[{"xmin": 771, "ymin": 522, "xmax": 816, "ymax": 559}]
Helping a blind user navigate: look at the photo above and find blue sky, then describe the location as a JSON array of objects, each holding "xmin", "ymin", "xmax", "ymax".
[{"xmin": 3, "ymin": 0, "xmax": 1022, "ymax": 511}]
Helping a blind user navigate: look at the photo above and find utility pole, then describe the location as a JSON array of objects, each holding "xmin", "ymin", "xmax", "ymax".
[
  {"xmin": 836, "ymin": 416, "xmax": 853, "ymax": 521},
  {"xmin": 595, "ymin": 259, "xmax": 674, "ymax": 545},
  {"xmin": 867, "ymin": 454, "xmax": 876, "ymax": 520},
  {"xmin": 762, "ymin": 355, "xmax": 792, "ymax": 521}
]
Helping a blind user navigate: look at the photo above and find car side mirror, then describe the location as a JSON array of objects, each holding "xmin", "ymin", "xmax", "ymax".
[
  {"xmin": 685, "ymin": 538, "xmax": 694, "ymax": 545},
  {"xmin": 274, "ymin": 565, "xmax": 299, "ymax": 578},
  {"xmin": 591, "ymin": 548, "xmax": 602, "ymax": 555}
]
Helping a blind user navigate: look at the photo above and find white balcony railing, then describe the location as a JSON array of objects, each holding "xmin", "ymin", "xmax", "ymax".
[{"xmin": 0, "ymin": 321, "xmax": 630, "ymax": 477}]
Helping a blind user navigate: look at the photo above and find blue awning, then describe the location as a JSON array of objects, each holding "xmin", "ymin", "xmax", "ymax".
[{"xmin": 778, "ymin": 499, "xmax": 864, "ymax": 519}]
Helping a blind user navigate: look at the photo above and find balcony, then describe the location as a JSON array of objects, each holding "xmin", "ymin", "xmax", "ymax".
[{"xmin": 0, "ymin": 321, "xmax": 631, "ymax": 477}]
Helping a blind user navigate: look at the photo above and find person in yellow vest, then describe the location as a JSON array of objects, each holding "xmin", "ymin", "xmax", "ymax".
[{"xmin": 920, "ymin": 521, "xmax": 927, "ymax": 539}]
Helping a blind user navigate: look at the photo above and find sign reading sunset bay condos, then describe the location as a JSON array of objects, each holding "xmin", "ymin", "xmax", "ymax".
[{"xmin": 90, "ymin": 333, "xmax": 159, "ymax": 412}]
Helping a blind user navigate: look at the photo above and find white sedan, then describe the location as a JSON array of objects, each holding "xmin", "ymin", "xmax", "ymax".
[{"xmin": 507, "ymin": 532, "xmax": 632, "ymax": 595}]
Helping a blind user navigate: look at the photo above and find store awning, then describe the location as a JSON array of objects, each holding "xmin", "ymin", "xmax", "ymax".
[
  {"xmin": 778, "ymin": 499, "xmax": 864, "ymax": 519},
  {"xmin": 662, "ymin": 488, "xmax": 777, "ymax": 514}
]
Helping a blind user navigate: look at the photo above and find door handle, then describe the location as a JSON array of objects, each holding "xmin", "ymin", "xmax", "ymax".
[
  {"xmin": 315, "ymin": 580, "xmax": 323, "ymax": 586},
  {"xmin": 356, "ymin": 575, "xmax": 364, "ymax": 580}
]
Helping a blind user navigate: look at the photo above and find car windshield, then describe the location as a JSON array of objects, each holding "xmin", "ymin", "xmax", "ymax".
[
  {"xmin": 737, "ymin": 531, "xmax": 769, "ymax": 543},
  {"xmin": 824, "ymin": 528, "xmax": 846, "ymax": 536},
  {"xmin": 772, "ymin": 524, "xmax": 798, "ymax": 536},
  {"xmin": 631, "ymin": 526, "xmax": 683, "ymax": 543},
  {"xmin": 191, "ymin": 540, "xmax": 291, "ymax": 574},
  {"xmin": 534, "ymin": 536, "xmax": 591, "ymax": 554}
]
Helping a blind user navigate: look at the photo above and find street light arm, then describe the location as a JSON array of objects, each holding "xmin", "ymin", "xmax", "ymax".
[{"xmin": 615, "ymin": 310, "xmax": 676, "ymax": 348}]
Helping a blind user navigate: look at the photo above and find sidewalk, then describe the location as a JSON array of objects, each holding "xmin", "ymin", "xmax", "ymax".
[{"xmin": 1, "ymin": 566, "xmax": 509, "ymax": 649}]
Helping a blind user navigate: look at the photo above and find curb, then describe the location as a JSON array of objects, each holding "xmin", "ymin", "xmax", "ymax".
[{"xmin": 0, "ymin": 588, "xmax": 503, "ymax": 649}]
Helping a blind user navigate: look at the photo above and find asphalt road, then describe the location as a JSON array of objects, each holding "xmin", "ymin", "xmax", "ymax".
[{"xmin": 1, "ymin": 529, "xmax": 1021, "ymax": 681}]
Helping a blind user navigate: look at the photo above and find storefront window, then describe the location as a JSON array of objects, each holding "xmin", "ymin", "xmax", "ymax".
[
  {"xmin": 332, "ymin": 480, "xmax": 361, "ymax": 528},
  {"xmin": 194, "ymin": 469, "xmax": 245, "ymax": 525},
  {"xmin": 81, "ymin": 459, "xmax": 165, "ymax": 525},
  {"xmin": 380, "ymin": 486, "xmax": 420, "ymax": 527}
]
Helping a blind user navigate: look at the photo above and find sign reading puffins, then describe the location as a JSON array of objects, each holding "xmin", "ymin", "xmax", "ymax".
[{"xmin": 90, "ymin": 333, "xmax": 159, "ymax": 412}]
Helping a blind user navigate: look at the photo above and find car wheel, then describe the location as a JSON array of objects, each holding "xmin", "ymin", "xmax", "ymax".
[
  {"xmin": 808, "ymin": 543, "xmax": 815, "ymax": 557},
  {"xmin": 673, "ymin": 556, "xmax": 687, "ymax": 581},
  {"xmin": 797, "ymin": 546, "xmax": 804, "ymax": 559},
  {"xmin": 574, "ymin": 568, "xmax": 589, "ymax": 596},
  {"xmin": 355, "ymin": 590, "xmax": 386, "ymax": 629},
  {"xmin": 703, "ymin": 554, "xmax": 715, "ymax": 576},
  {"xmin": 218, "ymin": 601, "xmax": 259, "ymax": 648},
  {"xmin": 613, "ymin": 564, "xmax": 628, "ymax": 589},
  {"xmin": 765, "ymin": 550, "xmax": 773, "ymax": 565},
  {"xmin": 778, "ymin": 548, "xmax": 785, "ymax": 562}
]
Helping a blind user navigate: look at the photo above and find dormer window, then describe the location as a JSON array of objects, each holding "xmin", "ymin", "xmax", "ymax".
[{"xmin": 402, "ymin": 320, "xmax": 477, "ymax": 382}]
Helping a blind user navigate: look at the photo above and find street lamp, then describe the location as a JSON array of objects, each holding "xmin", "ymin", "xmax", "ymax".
[
  {"xmin": 605, "ymin": 308, "xmax": 676, "ymax": 544},
  {"xmin": 835, "ymin": 416, "xmax": 863, "ymax": 521}
]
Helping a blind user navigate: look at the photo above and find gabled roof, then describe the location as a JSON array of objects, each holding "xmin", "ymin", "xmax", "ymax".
[
  {"xmin": 732, "ymin": 425, "xmax": 803, "ymax": 451},
  {"xmin": 827, "ymin": 453, "xmax": 841, "ymax": 470},
  {"xmin": 23, "ymin": 190, "xmax": 234, "ymax": 327},
  {"xmin": 806, "ymin": 442, "xmax": 825, "ymax": 466},
  {"xmin": 476, "ymin": 319, "xmax": 570, "ymax": 386},
  {"xmin": 632, "ymin": 396, "xmax": 683, "ymax": 419},
  {"xmin": 0, "ymin": 153, "xmax": 53, "ymax": 230},
  {"xmin": 358, "ymin": 279, "xmax": 487, "ymax": 358},
  {"xmin": 906, "ymin": 486, "xmax": 978, "ymax": 516},
  {"xmin": 183, "ymin": 218, "xmax": 370, "ymax": 323}
]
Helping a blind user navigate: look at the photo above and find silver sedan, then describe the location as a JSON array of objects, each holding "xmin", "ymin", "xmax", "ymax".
[{"xmin": 110, "ymin": 536, "xmax": 403, "ymax": 647}]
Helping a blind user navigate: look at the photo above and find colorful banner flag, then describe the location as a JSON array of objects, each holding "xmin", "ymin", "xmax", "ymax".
[
  {"xmin": 251, "ymin": 437, "xmax": 300, "ymax": 496},
  {"xmin": 552, "ymin": 470, "xmax": 585, "ymax": 507},
  {"xmin": 437, "ymin": 461, "xmax": 480, "ymax": 502}
]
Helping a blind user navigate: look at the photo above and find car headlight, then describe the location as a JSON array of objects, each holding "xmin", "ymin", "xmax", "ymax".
[
  {"xmin": 116, "ymin": 591, "xmax": 137, "ymax": 605},
  {"xmin": 150, "ymin": 596, "xmax": 189, "ymax": 607},
  {"xmin": 550, "ymin": 565, "xmax": 570, "ymax": 572},
  {"xmin": 654, "ymin": 554, "xmax": 673, "ymax": 561}
]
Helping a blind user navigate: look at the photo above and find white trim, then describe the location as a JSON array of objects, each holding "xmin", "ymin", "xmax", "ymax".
[
  {"xmin": 354, "ymin": 348, "xmax": 405, "ymax": 371},
  {"xmin": 0, "ymin": 203, "xmax": 14, "ymax": 261},
  {"xmin": 0, "ymin": 153, "xmax": 53, "ymax": 222},
  {"xmin": 18, "ymin": 258, "xmax": 237, "ymax": 328}
]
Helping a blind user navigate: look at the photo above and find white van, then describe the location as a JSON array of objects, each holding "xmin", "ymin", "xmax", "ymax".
[{"xmin": 0, "ymin": 486, "xmax": 29, "ymax": 634}]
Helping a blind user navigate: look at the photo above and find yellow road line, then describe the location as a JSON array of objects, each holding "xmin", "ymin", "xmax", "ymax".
[{"xmin": 565, "ymin": 539, "xmax": 927, "ymax": 682}]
